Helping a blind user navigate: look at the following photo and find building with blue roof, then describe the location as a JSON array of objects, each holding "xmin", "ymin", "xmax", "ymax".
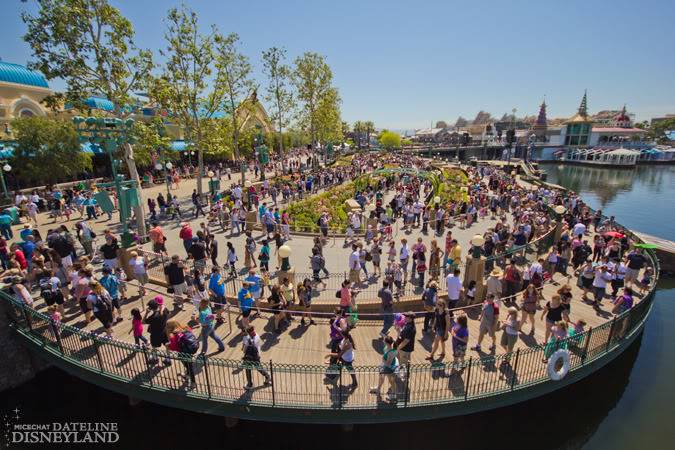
[{"xmin": 0, "ymin": 61, "xmax": 53, "ymax": 127}]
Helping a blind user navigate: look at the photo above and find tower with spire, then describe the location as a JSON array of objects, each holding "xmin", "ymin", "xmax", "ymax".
[
  {"xmin": 564, "ymin": 90, "xmax": 593, "ymax": 147},
  {"xmin": 532, "ymin": 98, "xmax": 548, "ymax": 140},
  {"xmin": 613, "ymin": 104, "xmax": 631, "ymax": 128}
]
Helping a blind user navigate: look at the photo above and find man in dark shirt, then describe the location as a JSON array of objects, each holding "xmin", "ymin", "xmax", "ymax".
[
  {"xmin": 396, "ymin": 312, "xmax": 416, "ymax": 372},
  {"xmin": 625, "ymin": 250, "xmax": 647, "ymax": 285},
  {"xmin": 378, "ymin": 281, "xmax": 394, "ymax": 337},
  {"xmin": 164, "ymin": 255, "xmax": 188, "ymax": 303},
  {"xmin": 187, "ymin": 237, "xmax": 207, "ymax": 273}
]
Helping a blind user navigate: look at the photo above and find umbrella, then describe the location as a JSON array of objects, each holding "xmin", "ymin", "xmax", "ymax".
[
  {"xmin": 604, "ymin": 231, "xmax": 625, "ymax": 239},
  {"xmin": 634, "ymin": 243, "xmax": 658, "ymax": 249}
]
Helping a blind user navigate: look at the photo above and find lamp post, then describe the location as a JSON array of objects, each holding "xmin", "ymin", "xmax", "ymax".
[
  {"xmin": 554, "ymin": 205, "xmax": 566, "ymax": 242},
  {"xmin": 0, "ymin": 162, "xmax": 11, "ymax": 199},
  {"xmin": 278, "ymin": 244, "xmax": 292, "ymax": 272},
  {"xmin": 470, "ymin": 234, "xmax": 485, "ymax": 259},
  {"xmin": 189, "ymin": 150, "xmax": 195, "ymax": 166},
  {"xmin": 254, "ymin": 125, "xmax": 269, "ymax": 181},
  {"xmin": 155, "ymin": 159, "xmax": 173, "ymax": 197},
  {"xmin": 207, "ymin": 170, "xmax": 220, "ymax": 198},
  {"xmin": 72, "ymin": 116, "xmax": 137, "ymax": 247}
]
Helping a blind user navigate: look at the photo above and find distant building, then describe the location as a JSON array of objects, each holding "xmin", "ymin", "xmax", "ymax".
[
  {"xmin": 651, "ymin": 114, "xmax": 675, "ymax": 126},
  {"xmin": 0, "ymin": 61, "xmax": 53, "ymax": 129},
  {"xmin": 561, "ymin": 91, "xmax": 593, "ymax": 146}
]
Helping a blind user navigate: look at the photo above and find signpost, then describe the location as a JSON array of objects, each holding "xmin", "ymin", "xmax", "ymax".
[{"xmin": 72, "ymin": 116, "xmax": 138, "ymax": 247}]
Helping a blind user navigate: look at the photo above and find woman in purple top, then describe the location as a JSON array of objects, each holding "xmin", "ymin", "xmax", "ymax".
[
  {"xmin": 451, "ymin": 315, "xmax": 469, "ymax": 367},
  {"xmin": 612, "ymin": 287, "xmax": 634, "ymax": 315}
]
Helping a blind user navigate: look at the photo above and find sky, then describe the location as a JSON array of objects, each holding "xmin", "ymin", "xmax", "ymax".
[{"xmin": 2, "ymin": 0, "xmax": 675, "ymax": 130}]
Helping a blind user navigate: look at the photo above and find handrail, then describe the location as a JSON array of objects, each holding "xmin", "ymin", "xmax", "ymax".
[{"xmin": 0, "ymin": 243, "xmax": 657, "ymax": 411}]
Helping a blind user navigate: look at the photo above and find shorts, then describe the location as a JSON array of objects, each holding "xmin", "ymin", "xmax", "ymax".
[
  {"xmin": 522, "ymin": 302, "xmax": 537, "ymax": 314},
  {"xmin": 79, "ymin": 297, "xmax": 90, "ymax": 313},
  {"xmin": 241, "ymin": 308, "xmax": 252, "ymax": 318},
  {"xmin": 501, "ymin": 331, "xmax": 518, "ymax": 348},
  {"xmin": 211, "ymin": 295, "xmax": 226, "ymax": 310},
  {"xmin": 380, "ymin": 365, "xmax": 397, "ymax": 375},
  {"xmin": 349, "ymin": 269, "xmax": 360, "ymax": 283},
  {"xmin": 435, "ymin": 327, "xmax": 448, "ymax": 341},
  {"xmin": 152, "ymin": 241, "xmax": 167, "ymax": 253},
  {"xmin": 582, "ymin": 277, "xmax": 593, "ymax": 289},
  {"xmin": 400, "ymin": 258, "xmax": 409, "ymax": 272},
  {"xmin": 104, "ymin": 258, "xmax": 118, "ymax": 270},
  {"xmin": 94, "ymin": 310, "xmax": 113, "ymax": 329},
  {"xmin": 172, "ymin": 282, "xmax": 189, "ymax": 297},
  {"xmin": 453, "ymin": 344, "xmax": 467, "ymax": 358},
  {"xmin": 479, "ymin": 321, "xmax": 494, "ymax": 334},
  {"xmin": 625, "ymin": 267, "xmax": 639, "ymax": 283},
  {"xmin": 111, "ymin": 297, "xmax": 121, "ymax": 310},
  {"xmin": 134, "ymin": 273, "xmax": 149, "ymax": 285},
  {"xmin": 194, "ymin": 259, "xmax": 207, "ymax": 271}
]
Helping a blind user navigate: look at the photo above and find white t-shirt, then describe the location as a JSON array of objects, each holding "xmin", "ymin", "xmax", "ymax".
[
  {"xmin": 446, "ymin": 274, "xmax": 463, "ymax": 300},
  {"xmin": 129, "ymin": 257, "xmax": 147, "ymax": 275},
  {"xmin": 572, "ymin": 222, "xmax": 586, "ymax": 237},
  {"xmin": 348, "ymin": 250, "xmax": 360, "ymax": 270}
]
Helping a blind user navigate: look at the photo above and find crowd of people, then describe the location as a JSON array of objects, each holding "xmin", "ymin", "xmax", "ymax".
[{"xmin": 0, "ymin": 150, "xmax": 655, "ymax": 394}]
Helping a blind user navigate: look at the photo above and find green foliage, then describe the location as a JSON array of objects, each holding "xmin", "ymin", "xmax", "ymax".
[
  {"xmin": 293, "ymin": 52, "xmax": 342, "ymax": 146},
  {"xmin": 11, "ymin": 117, "xmax": 91, "ymax": 185},
  {"xmin": 651, "ymin": 118, "xmax": 675, "ymax": 143},
  {"xmin": 378, "ymin": 130, "xmax": 401, "ymax": 149},
  {"xmin": 22, "ymin": 0, "xmax": 153, "ymax": 115},
  {"xmin": 131, "ymin": 118, "xmax": 172, "ymax": 166},
  {"xmin": 262, "ymin": 47, "xmax": 295, "ymax": 159}
]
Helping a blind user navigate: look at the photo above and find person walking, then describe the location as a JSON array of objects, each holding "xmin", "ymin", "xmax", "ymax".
[
  {"xmin": 426, "ymin": 299, "xmax": 450, "ymax": 361},
  {"xmin": 378, "ymin": 280, "xmax": 394, "ymax": 338},
  {"xmin": 242, "ymin": 326, "xmax": 272, "ymax": 390},
  {"xmin": 164, "ymin": 255, "xmax": 188, "ymax": 307},
  {"xmin": 369, "ymin": 335, "xmax": 399, "ymax": 401},
  {"xmin": 198, "ymin": 298, "xmax": 225, "ymax": 354},
  {"xmin": 327, "ymin": 328, "xmax": 358, "ymax": 390},
  {"xmin": 166, "ymin": 319, "xmax": 198, "ymax": 388},
  {"xmin": 144, "ymin": 296, "xmax": 171, "ymax": 366}
]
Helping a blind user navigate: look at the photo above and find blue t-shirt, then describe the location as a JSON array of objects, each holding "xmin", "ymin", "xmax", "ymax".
[
  {"xmin": 209, "ymin": 274, "xmax": 225, "ymax": 297},
  {"xmin": 0, "ymin": 214, "xmax": 11, "ymax": 225},
  {"xmin": 237, "ymin": 288, "xmax": 253, "ymax": 312},
  {"xmin": 99, "ymin": 274, "xmax": 120, "ymax": 299},
  {"xmin": 452, "ymin": 324, "xmax": 468, "ymax": 348},
  {"xmin": 20, "ymin": 241, "xmax": 36, "ymax": 260},
  {"xmin": 198, "ymin": 307, "xmax": 215, "ymax": 326},
  {"xmin": 245, "ymin": 274, "xmax": 262, "ymax": 296},
  {"xmin": 20, "ymin": 229, "xmax": 33, "ymax": 241}
]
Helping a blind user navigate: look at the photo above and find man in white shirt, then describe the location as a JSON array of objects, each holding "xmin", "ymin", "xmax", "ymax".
[
  {"xmin": 413, "ymin": 200, "xmax": 424, "ymax": 226},
  {"xmin": 572, "ymin": 221, "xmax": 586, "ymax": 238},
  {"xmin": 592, "ymin": 265, "xmax": 613, "ymax": 305},
  {"xmin": 445, "ymin": 268, "xmax": 464, "ymax": 312},
  {"xmin": 348, "ymin": 244, "xmax": 361, "ymax": 284}
]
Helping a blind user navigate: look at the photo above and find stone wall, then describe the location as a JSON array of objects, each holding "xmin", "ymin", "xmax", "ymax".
[{"xmin": 0, "ymin": 306, "xmax": 50, "ymax": 391}]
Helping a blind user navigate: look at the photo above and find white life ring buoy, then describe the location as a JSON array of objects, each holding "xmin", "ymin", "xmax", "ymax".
[{"xmin": 547, "ymin": 349, "xmax": 571, "ymax": 381}]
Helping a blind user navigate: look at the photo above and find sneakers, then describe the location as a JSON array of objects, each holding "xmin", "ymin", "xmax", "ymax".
[{"xmin": 472, "ymin": 345, "xmax": 481, "ymax": 351}]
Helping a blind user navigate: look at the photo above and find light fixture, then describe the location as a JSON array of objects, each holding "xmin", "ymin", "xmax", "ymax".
[
  {"xmin": 3, "ymin": 164, "xmax": 11, "ymax": 172},
  {"xmin": 554, "ymin": 205, "xmax": 566, "ymax": 215},
  {"xmin": 433, "ymin": 196, "xmax": 441, "ymax": 204},
  {"xmin": 278, "ymin": 245, "xmax": 292, "ymax": 258},
  {"xmin": 154, "ymin": 163, "xmax": 162, "ymax": 171},
  {"xmin": 165, "ymin": 162, "xmax": 173, "ymax": 170},
  {"xmin": 207, "ymin": 170, "xmax": 215, "ymax": 178}
]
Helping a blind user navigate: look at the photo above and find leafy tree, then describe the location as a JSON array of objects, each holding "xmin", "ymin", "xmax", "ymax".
[
  {"xmin": 378, "ymin": 130, "xmax": 401, "ymax": 149},
  {"xmin": 650, "ymin": 118, "xmax": 675, "ymax": 143},
  {"xmin": 455, "ymin": 116, "xmax": 469, "ymax": 127},
  {"xmin": 435, "ymin": 120, "xmax": 448, "ymax": 129},
  {"xmin": 216, "ymin": 33, "xmax": 255, "ymax": 183},
  {"xmin": 11, "ymin": 117, "xmax": 91, "ymax": 185},
  {"xmin": 314, "ymin": 88, "xmax": 342, "ymax": 145},
  {"xmin": 130, "ymin": 117, "xmax": 173, "ymax": 167},
  {"xmin": 293, "ymin": 52, "xmax": 338, "ymax": 158},
  {"xmin": 151, "ymin": 5, "xmax": 228, "ymax": 194},
  {"xmin": 262, "ymin": 47, "xmax": 295, "ymax": 170},
  {"xmin": 22, "ymin": 0, "xmax": 153, "ymax": 236}
]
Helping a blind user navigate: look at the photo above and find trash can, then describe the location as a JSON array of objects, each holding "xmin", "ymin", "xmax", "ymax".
[{"xmin": 3, "ymin": 206, "xmax": 20, "ymax": 225}]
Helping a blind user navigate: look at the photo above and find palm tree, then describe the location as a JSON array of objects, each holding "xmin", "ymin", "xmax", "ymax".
[
  {"xmin": 353, "ymin": 121, "xmax": 364, "ymax": 149},
  {"xmin": 364, "ymin": 121, "xmax": 375, "ymax": 149}
]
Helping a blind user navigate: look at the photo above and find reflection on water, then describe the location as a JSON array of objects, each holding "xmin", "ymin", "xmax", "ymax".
[{"xmin": 542, "ymin": 164, "xmax": 675, "ymax": 240}]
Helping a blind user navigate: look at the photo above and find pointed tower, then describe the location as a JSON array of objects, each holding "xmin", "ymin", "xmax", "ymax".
[
  {"xmin": 578, "ymin": 90, "xmax": 588, "ymax": 117},
  {"xmin": 565, "ymin": 90, "xmax": 593, "ymax": 147},
  {"xmin": 532, "ymin": 99, "xmax": 548, "ymax": 140}
]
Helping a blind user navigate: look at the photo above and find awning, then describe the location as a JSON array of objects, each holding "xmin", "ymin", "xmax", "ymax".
[
  {"xmin": 80, "ymin": 142, "xmax": 105, "ymax": 154},
  {"xmin": 170, "ymin": 140, "xmax": 190, "ymax": 152}
]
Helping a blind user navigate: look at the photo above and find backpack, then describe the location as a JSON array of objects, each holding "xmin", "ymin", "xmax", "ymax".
[
  {"xmin": 178, "ymin": 330, "xmax": 199, "ymax": 355},
  {"xmin": 94, "ymin": 294, "xmax": 112, "ymax": 313},
  {"xmin": 365, "ymin": 251, "xmax": 372, "ymax": 262},
  {"xmin": 243, "ymin": 338, "xmax": 260, "ymax": 361}
]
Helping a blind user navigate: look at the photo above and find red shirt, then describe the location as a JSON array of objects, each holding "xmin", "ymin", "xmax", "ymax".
[
  {"xmin": 14, "ymin": 249, "xmax": 27, "ymax": 269},
  {"xmin": 179, "ymin": 226, "xmax": 193, "ymax": 241}
]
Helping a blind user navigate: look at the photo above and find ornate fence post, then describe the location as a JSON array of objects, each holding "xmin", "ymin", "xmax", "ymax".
[
  {"xmin": 606, "ymin": 317, "xmax": 617, "ymax": 353},
  {"xmin": 464, "ymin": 357, "xmax": 473, "ymax": 401},
  {"xmin": 581, "ymin": 327, "xmax": 593, "ymax": 364},
  {"xmin": 202, "ymin": 353, "xmax": 212, "ymax": 398},
  {"xmin": 270, "ymin": 360, "xmax": 276, "ymax": 407},
  {"xmin": 510, "ymin": 349, "xmax": 520, "ymax": 391},
  {"xmin": 338, "ymin": 365, "xmax": 344, "ymax": 409},
  {"xmin": 92, "ymin": 338, "xmax": 104, "ymax": 372},
  {"xmin": 404, "ymin": 363, "xmax": 411, "ymax": 407}
]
